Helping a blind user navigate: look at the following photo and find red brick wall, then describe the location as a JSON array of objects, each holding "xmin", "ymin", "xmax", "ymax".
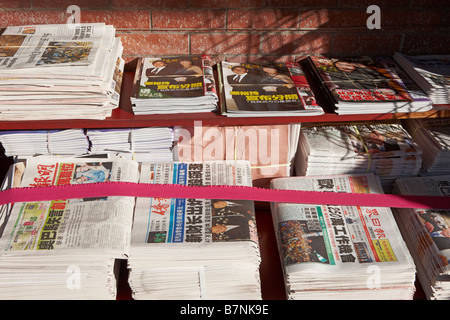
[{"xmin": 0, "ymin": 0, "xmax": 448, "ymax": 71}]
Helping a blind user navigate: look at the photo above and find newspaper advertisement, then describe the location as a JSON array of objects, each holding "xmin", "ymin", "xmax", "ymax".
[
  {"xmin": 395, "ymin": 175, "xmax": 450, "ymax": 271},
  {"xmin": 0, "ymin": 23, "xmax": 110, "ymax": 70},
  {"xmin": 0, "ymin": 156, "xmax": 139, "ymax": 254},
  {"xmin": 271, "ymin": 174, "xmax": 411, "ymax": 273},
  {"xmin": 132, "ymin": 161, "xmax": 258, "ymax": 246}
]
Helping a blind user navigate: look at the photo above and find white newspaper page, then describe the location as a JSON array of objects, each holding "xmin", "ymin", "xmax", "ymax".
[{"xmin": 0, "ymin": 23, "xmax": 108, "ymax": 71}]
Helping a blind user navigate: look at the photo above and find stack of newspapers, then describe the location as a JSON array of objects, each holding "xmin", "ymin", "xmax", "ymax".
[
  {"xmin": 393, "ymin": 175, "xmax": 450, "ymax": 300},
  {"xmin": 295, "ymin": 123, "xmax": 422, "ymax": 193},
  {"xmin": 217, "ymin": 60, "xmax": 324, "ymax": 117},
  {"xmin": 127, "ymin": 161, "xmax": 262, "ymax": 300},
  {"xmin": 394, "ymin": 53, "xmax": 450, "ymax": 105},
  {"xmin": 86, "ymin": 127, "xmax": 174, "ymax": 162},
  {"xmin": 130, "ymin": 55, "xmax": 218, "ymax": 115},
  {"xmin": 270, "ymin": 174, "xmax": 417, "ymax": 300},
  {"xmin": 402, "ymin": 118, "xmax": 450, "ymax": 176},
  {"xmin": 0, "ymin": 156, "xmax": 139, "ymax": 299},
  {"xmin": 302, "ymin": 55, "xmax": 433, "ymax": 115},
  {"xmin": 0, "ymin": 23, "xmax": 124, "ymax": 120},
  {"xmin": 0, "ymin": 129, "xmax": 89, "ymax": 156}
]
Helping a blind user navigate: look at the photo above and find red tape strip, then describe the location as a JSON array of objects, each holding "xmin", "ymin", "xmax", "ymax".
[{"xmin": 0, "ymin": 182, "xmax": 449, "ymax": 209}]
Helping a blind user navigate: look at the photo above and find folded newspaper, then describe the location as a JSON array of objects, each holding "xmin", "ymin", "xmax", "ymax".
[
  {"xmin": 128, "ymin": 161, "xmax": 262, "ymax": 300},
  {"xmin": 0, "ymin": 129, "xmax": 90, "ymax": 156},
  {"xmin": 302, "ymin": 55, "xmax": 433, "ymax": 115},
  {"xmin": 0, "ymin": 23, "xmax": 124, "ymax": 120},
  {"xmin": 394, "ymin": 53, "xmax": 450, "ymax": 105},
  {"xmin": 0, "ymin": 156, "xmax": 139, "ymax": 299},
  {"xmin": 86, "ymin": 127, "xmax": 174, "ymax": 162},
  {"xmin": 270, "ymin": 174, "xmax": 416, "ymax": 300},
  {"xmin": 0, "ymin": 127, "xmax": 174, "ymax": 163},
  {"xmin": 0, "ymin": 156, "xmax": 261, "ymax": 299},
  {"xmin": 402, "ymin": 117, "xmax": 450, "ymax": 176},
  {"xmin": 295, "ymin": 122, "xmax": 422, "ymax": 193},
  {"xmin": 130, "ymin": 55, "xmax": 218, "ymax": 114},
  {"xmin": 393, "ymin": 175, "xmax": 450, "ymax": 300}
]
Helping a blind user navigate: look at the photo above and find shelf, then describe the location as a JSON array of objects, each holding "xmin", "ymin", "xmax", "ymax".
[
  {"xmin": 0, "ymin": 72, "xmax": 449, "ymax": 130},
  {"xmin": 0, "ymin": 69, "xmax": 440, "ymax": 301}
]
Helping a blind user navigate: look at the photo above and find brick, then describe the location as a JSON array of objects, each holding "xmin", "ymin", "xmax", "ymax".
[
  {"xmin": 190, "ymin": 33, "xmax": 261, "ymax": 55},
  {"xmin": 331, "ymin": 32, "xmax": 403, "ymax": 55},
  {"xmin": 411, "ymin": 0, "xmax": 450, "ymax": 7},
  {"xmin": 33, "ymin": 0, "xmax": 111, "ymax": 9},
  {"xmin": 189, "ymin": 0, "xmax": 263, "ymax": 8},
  {"xmin": 266, "ymin": 0, "xmax": 338, "ymax": 7},
  {"xmin": 262, "ymin": 32, "xmax": 332, "ymax": 55},
  {"xmin": 0, "ymin": 10, "xmax": 66, "ymax": 27},
  {"xmin": 339, "ymin": 0, "xmax": 410, "ymax": 8},
  {"xmin": 442, "ymin": 10, "xmax": 450, "ymax": 28},
  {"xmin": 81, "ymin": 10, "xmax": 150, "ymax": 29},
  {"xmin": 152, "ymin": 9, "xmax": 226, "ymax": 29},
  {"xmin": 300, "ymin": 9, "xmax": 368, "ymax": 29},
  {"xmin": 112, "ymin": 0, "xmax": 188, "ymax": 8},
  {"xmin": 0, "ymin": 0, "xmax": 32, "ymax": 8},
  {"xmin": 381, "ymin": 9, "xmax": 443, "ymax": 30},
  {"xmin": 227, "ymin": 9, "xmax": 300, "ymax": 29},
  {"xmin": 119, "ymin": 32, "xmax": 189, "ymax": 56},
  {"xmin": 402, "ymin": 33, "xmax": 450, "ymax": 54}
]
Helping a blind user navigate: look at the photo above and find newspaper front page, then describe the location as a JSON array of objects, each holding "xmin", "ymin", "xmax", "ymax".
[
  {"xmin": 0, "ymin": 23, "xmax": 109, "ymax": 72},
  {"xmin": 132, "ymin": 161, "xmax": 258, "ymax": 246},
  {"xmin": 271, "ymin": 174, "xmax": 413, "ymax": 274},
  {"xmin": 0, "ymin": 156, "xmax": 139, "ymax": 256},
  {"xmin": 394, "ymin": 175, "xmax": 450, "ymax": 274}
]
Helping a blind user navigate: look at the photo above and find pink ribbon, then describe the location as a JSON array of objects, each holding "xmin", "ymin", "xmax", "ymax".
[{"xmin": 0, "ymin": 182, "xmax": 449, "ymax": 209}]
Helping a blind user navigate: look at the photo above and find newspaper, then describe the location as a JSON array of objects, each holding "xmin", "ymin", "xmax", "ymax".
[
  {"xmin": 0, "ymin": 23, "xmax": 111, "ymax": 74},
  {"xmin": 218, "ymin": 60, "xmax": 324, "ymax": 117},
  {"xmin": 303, "ymin": 55, "xmax": 433, "ymax": 114},
  {"xmin": 0, "ymin": 23, "xmax": 124, "ymax": 120},
  {"xmin": 271, "ymin": 174, "xmax": 414, "ymax": 274},
  {"xmin": 296, "ymin": 123, "xmax": 423, "ymax": 192},
  {"xmin": 131, "ymin": 161, "xmax": 258, "ymax": 245},
  {"xmin": 394, "ymin": 175, "xmax": 450, "ymax": 274},
  {"xmin": 394, "ymin": 53, "xmax": 450, "ymax": 105},
  {"xmin": 403, "ymin": 118, "xmax": 450, "ymax": 175},
  {"xmin": 130, "ymin": 55, "xmax": 218, "ymax": 114},
  {"xmin": 0, "ymin": 156, "xmax": 139, "ymax": 256},
  {"xmin": 301, "ymin": 122, "xmax": 421, "ymax": 159}
]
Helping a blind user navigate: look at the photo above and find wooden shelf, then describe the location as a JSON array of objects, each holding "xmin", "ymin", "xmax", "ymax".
[{"xmin": 0, "ymin": 71, "xmax": 448, "ymax": 130}]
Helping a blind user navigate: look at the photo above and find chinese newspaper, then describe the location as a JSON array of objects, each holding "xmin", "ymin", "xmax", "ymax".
[
  {"xmin": 394, "ymin": 175, "xmax": 450, "ymax": 300},
  {"xmin": 218, "ymin": 60, "xmax": 324, "ymax": 117},
  {"xmin": 271, "ymin": 173, "xmax": 416, "ymax": 299}
]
